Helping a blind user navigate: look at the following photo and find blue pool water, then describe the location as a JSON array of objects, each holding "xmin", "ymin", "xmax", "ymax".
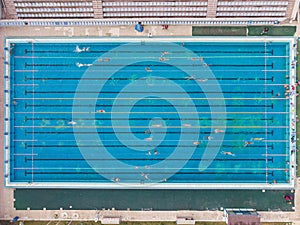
[{"xmin": 7, "ymin": 39, "xmax": 292, "ymax": 187}]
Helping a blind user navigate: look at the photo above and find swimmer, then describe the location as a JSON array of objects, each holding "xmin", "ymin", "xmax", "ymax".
[
  {"xmin": 180, "ymin": 42, "xmax": 185, "ymax": 46},
  {"xmin": 251, "ymin": 138, "xmax": 264, "ymax": 141},
  {"xmin": 183, "ymin": 123, "xmax": 191, "ymax": 127},
  {"xmin": 144, "ymin": 137, "xmax": 153, "ymax": 141},
  {"xmin": 276, "ymin": 93, "xmax": 280, "ymax": 97},
  {"xmin": 221, "ymin": 151, "xmax": 235, "ymax": 156},
  {"xmin": 74, "ymin": 45, "xmax": 90, "ymax": 53},
  {"xmin": 190, "ymin": 57, "xmax": 203, "ymax": 61},
  {"xmin": 111, "ymin": 177, "xmax": 120, "ymax": 182},
  {"xmin": 161, "ymin": 51, "xmax": 169, "ymax": 55},
  {"xmin": 207, "ymin": 136, "xmax": 213, "ymax": 140},
  {"xmin": 146, "ymin": 151, "xmax": 152, "ymax": 155},
  {"xmin": 151, "ymin": 124, "xmax": 162, "ymax": 128},
  {"xmin": 186, "ymin": 75, "xmax": 195, "ymax": 80},
  {"xmin": 145, "ymin": 129, "xmax": 151, "ymax": 134},
  {"xmin": 244, "ymin": 141, "xmax": 254, "ymax": 147},
  {"xmin": 162, "ymin": 178, "xmax": 167, "ymax": 182},
  {"xmin": 98, "ymin": 58, "xmax": 111, "ymax": 62},
  {"xmin": 145, "ymin": 67, "xmax": 152, "ymax": 72},
  {"xmin": 83, "ymin": 47, "xmax": 90, "ymax": 52},
  {"xmin": 68, "ymin": 120, "xmax": 77, "ymax": 125},
  {"xmin": 214, "ymin": 129, "xmax": 225, "ymax": 133},
  {"xmin": 197, "ymin": 78, "xmax": 208, "ymax": 82},
  {"xmin": 141, "ymin": 173, "xmax": 150, "ymax": 180},
  {"xmin": 134, "ymin": 166, "xmax": 139, "ymax": 169},
  {"xmin": 96, "ymin": 109, "xmax": 106, "ymax": 113},
  {"xmin": 12, "ymin": 100, "xmax": 17, "ymax": 105},
  {"xmin": 193, "ymin": 141, "xmax": 200, "ymax": 145},
  {"xmin": 284, "ymin": 84, "xmax": 289, "ymax": 89},
  {"xmin": 154, "ymin": 149, "xmax": 159, "ymax": 155},
  {"xmin": 76, "ymin": 62, "xmax": 84, "ymax": 68},
  {"xmin": 74, "ymin": 45, "xmax": 83, "ymax": 53},
  {"xmin": 76, "ymin": 62, "xmax": 92, "ymax": 67},
  {"xmin": 159, "ymin": 57, "xmax": 169, "ymax": 62}
]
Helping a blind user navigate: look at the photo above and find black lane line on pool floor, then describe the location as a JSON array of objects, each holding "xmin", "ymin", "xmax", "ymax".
[
  {"xmin": 24, "ymin": 63, "xmax": 274, "ymax": 67},
  {"xmin": 22, "ymin": 171, "xmax": 275, "ymax": 176},
  {"xmin": 23, "ymin": 131, "xmax": 274, "ymax": 135},
  {"xmin": 24, "ymin": 117, "xmax": 274, "ymax": 121},
  {"xmin": 24, "ymin": 90, "xmax": 275, "ymax": 94},
  {"xmin": 24, "ymin": 104, "xmax": 275, "ymax": 108},
  {"xmin": 25, "ymin": 144, "xmax": 274, "ymax": 148},
  {"xmin": 23, "ymin": 50, "xmax": 274, "ymax": 54},
  {"xmin": 24, "ymin": 77, "xmax": 275, "ymax": 81},
  {"xmin": 24, "ymin": 157, "xmax": 274, "ymax": 162}
]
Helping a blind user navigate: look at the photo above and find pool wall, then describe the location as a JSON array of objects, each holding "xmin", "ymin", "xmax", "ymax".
[{"xmin": 3, "ymin": 36, "xmax": 297, "ymax": 189}]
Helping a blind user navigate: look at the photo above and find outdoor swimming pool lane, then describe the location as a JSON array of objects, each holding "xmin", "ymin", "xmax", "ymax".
[{"xmin": 5, "ymin": 38, "xmax": 295, "ymax": 188}]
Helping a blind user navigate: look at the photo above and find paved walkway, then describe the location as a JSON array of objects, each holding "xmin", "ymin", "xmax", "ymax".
[{"xmin": 0, "ymin": 23, "xmax": 299, "ymax": 224}]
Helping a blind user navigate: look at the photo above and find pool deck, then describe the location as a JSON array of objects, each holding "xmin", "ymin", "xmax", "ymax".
[{"xmin": 0, "ymin": 23, "xmax": 300, "ymax": 223}]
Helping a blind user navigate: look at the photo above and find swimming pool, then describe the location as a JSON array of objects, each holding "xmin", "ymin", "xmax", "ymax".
[{"xmin": 4, "ymin": 37, "xmax": 296, "ymax": 189}]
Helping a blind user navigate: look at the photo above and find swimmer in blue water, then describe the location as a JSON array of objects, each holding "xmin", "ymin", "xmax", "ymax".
[
  {"xmin": 74, "ymin": 45, "xmax": 90, "ymax": 53},
  {"xmin": 76, "ymin": 62, "xmax": 92, "ymax": 68},
  {"xmin": 98, "ymin": 58, "xmax": 111, "ymax": 62},
  {"xmin": 221, "ymin": 151, "xmax": 235, "ymax": 156},
  {"xmin": 68, "ymin": 120, "xmax": 77, "ymax": 125}
]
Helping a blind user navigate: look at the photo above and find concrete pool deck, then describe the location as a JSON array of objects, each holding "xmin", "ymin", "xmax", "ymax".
[{"xmin": 0, "ymin": 23, "xmax": 300, "ymax": 223}]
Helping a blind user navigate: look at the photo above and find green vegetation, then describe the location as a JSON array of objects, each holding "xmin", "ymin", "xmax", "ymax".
[
  {"xmin": 192, "ymin": 26, "xmax": 296, "ymax": 36},
  {"xmin": 248, "ymin": 26, "xmax": 296, "ymax": 36},
  {"xmin": 192, "ymin": 26, "xmax": 246, "ymax": 36}
]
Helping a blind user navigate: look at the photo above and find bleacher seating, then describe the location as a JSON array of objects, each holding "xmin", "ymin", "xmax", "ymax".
[
  {"xmin": 14, "ymin": 0, "xmax": 94, "ymax": 19},
  {"xmin": 5, "ymin": 0, "xmax": 292, "ymax": 19},
  {"xmin": 216, "ymin": 0, "xmax": 288, "ymax": 17}
]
